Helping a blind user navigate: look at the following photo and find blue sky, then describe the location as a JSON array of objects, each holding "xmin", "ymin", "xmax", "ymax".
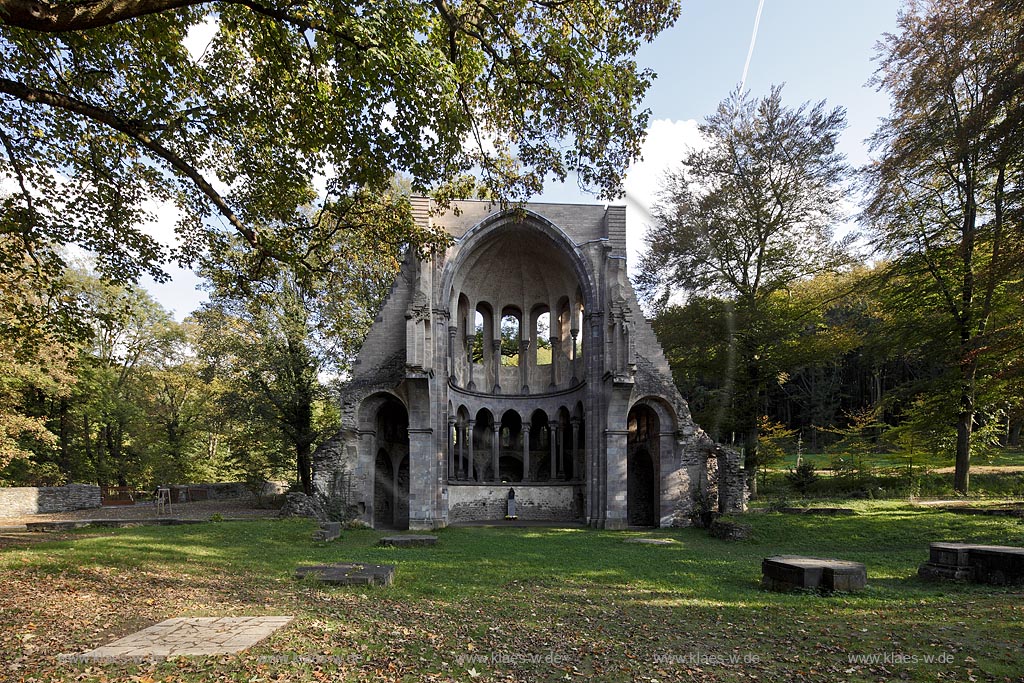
[{"xmin": 145, "ymin": 1, "xmax": 903, "ymax": 319}]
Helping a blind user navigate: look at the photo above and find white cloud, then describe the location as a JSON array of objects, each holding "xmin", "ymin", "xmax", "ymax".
[
  {"xmin": 622, "ymin": 118, "xmax": 704, "ymax": 273},
  {"xmin": 184, "ymin": 15, "xmax": 219, "ymax": 62}
]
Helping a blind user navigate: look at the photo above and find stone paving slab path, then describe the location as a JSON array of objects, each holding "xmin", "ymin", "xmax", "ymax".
[{"xmin": 67, "ymin": 616, "xmax": 294, "ymax": 660}]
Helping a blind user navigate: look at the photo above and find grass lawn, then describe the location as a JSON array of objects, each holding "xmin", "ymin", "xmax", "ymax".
[{"xmin": 2, "ymin": 503, "xmax": 1023, "ymax": 682}]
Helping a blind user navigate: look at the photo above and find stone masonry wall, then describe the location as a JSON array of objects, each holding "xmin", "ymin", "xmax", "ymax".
[
  {"xmin": 0, "ymin": 484, "xmax": 101, "ymax": 516},
  {"xmin": 448, "ymin": 484, "xmax": 582, "ymax": 522}
]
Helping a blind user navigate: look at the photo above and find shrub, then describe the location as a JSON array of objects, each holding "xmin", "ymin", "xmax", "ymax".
[{"xmin": 785, "ymin": 461, "xmax": 819, "ymax": 493}]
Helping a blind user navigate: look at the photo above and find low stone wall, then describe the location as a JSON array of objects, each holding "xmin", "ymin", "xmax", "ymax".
[
  {"xmin": 167, "ymin": 481, "xmax": 288, "ymax": 503},
  {"xmin": 448, "ymin": 484, "xmax": 582, "ymax": 522},
  {"xmin": 0, "ymin": 484, "xmax": 102, "ymax": 516}
]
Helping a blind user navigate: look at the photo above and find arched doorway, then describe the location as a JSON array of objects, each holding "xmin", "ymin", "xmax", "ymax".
[
  {"xmin": 627, "ymin": 404, "xmax": 660, "ymax": 527},
  {"xmin": 372, "ymin": 395, "xmax": 409, "ymax": 530}
]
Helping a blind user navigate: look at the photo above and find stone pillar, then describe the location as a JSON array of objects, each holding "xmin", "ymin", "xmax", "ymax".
[
  {"xmin": 570, "ymin": 327, "xmax": 579, "ymax": 385},
  {"xmin": 465, "ymin": 334, "xmax": 476, "ymax": 391},
  {"xmin": 549, "ymin": 336, "xmax": 559, "ymax": 389},
  {"xmin": 549, "ymin": 420, "xmax": 557, "ymax": 482},
  {"xmin": 571, "ymin": 418, "xmax": 581, "ymax": 481},
  {"xmin": 557, "ymin": 421, "xmax": 565, "ymax": 479},
  {"xmin": 491, "ymin": 422, "xmax": 501, "ymax": 482},
  {"xmin": 407, "ymin": 427, "xmax": 436, "ymax": 530},
  {"xmin": 519, "ymin": 338, "xmax": 530, "ymax": 394},
  {"xmin": 522, "ymin": 425, "xmax": 531, "ymax": 482},
  {"xmin": 467, "ymin": 419, "xmax": 476, "ymax": 481},
  {"xmin": 447, "ymin": 416, "xmax": 456, "ymax": 481},
  {"xmin": 492, "ymin": 339, "xmax": 502, "ymax": 393},
  {"xmin": 458, "ymin": 420, "xmax": 466, "ymax": 479},
  {"xmin": 448, "ymin": 325, "xmax": 457, "ymax": 381},
  {"xmin": 604, "ymin": 428, "xmax": 629, "ymax": 529}
]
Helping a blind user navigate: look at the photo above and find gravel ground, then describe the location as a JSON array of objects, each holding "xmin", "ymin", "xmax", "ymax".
[{"xmin": 0, "ymin": 497, "xmax": 280, "ymax": 527}]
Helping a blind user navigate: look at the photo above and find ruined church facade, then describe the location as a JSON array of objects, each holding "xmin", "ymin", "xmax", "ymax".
[{"xmin": 314, "ymin": 199, "xmax": 746, "ymax": 529}]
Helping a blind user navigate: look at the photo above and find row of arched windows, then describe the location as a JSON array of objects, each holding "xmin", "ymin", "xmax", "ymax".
[{"xmin": 447, "ymin": 406, "xmax": 585, "ymax": 483}]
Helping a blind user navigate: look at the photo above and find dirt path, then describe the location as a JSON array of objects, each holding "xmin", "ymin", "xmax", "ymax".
[{"xmin": 0, "ymin": 498, "xmax": 278, "ymax": 527}]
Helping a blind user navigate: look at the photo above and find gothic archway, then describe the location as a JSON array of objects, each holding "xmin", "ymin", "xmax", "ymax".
[{"xmin": 627, "ymin": 403, "xmax": 660, "ymax": 527}]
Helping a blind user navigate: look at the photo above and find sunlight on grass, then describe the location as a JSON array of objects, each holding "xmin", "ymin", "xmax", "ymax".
[{"xmin": 2, "ymin": 506, "xmax": 1022, "ymax": 682}]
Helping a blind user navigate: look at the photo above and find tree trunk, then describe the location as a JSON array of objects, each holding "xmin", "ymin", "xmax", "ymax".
[
  {"xmin": 954, "ymin": 362, "xmax": 977, "ymax": 495},
  {"xmin": 743, "ymin": 422, "xmax": 759, "ymax": 498},
  {"xmin": 58, "ymin": 398, "xmax": 70, "ymax": 476},
  {"xmin": 297, "ymin": 441, "xmax": 313, "ymax": 495}
]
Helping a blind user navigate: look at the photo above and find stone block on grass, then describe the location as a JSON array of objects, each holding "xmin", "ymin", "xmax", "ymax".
[
  {"xmin": 295, "ymin": 563, "xmax": 395, "ymax": 586},
  {"xmin": 312, "ymin": 522, "xmax": 341, "ymax": 542},
  {"xmin": 378, "ymin": 535, "xmax": 437, "ymax": 548},
  {"xmin": 762, "ymin": 555, "xmax": 866, "ymax": 593}
]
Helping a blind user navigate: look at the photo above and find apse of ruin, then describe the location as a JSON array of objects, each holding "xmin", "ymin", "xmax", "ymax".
[{"xmin": 313, "ymin": 199, "xmax": 746, "ymax": 530}]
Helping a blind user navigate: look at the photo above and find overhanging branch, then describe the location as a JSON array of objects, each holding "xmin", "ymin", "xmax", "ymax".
[
  {"xmin": 0, "ymin": 76, "xmax": 262, "ymax": 251},
  {"xmin": 0, "ymin": 0, "xmax": 366, "ymax": 48}
]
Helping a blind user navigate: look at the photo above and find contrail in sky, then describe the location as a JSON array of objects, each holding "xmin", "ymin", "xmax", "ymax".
[{"xmin": 740, "ymin": 0, "xmax": 765, "ymax": 91}]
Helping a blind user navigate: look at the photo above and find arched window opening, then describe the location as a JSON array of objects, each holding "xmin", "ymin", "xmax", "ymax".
[
  {"xmin": 536, "ymin": 311, "xmax": 552, "ymax": 366},
  {"xmin": 472, "ymin": 310, "xmax": 485, "ymax": 362},
  {"xmin": 575, "ymin": 306, "xmax": 585, "ymax": 359},
  {"xmin": 500, "ymin": 313, "xmax": 521, "ymax": 366}
]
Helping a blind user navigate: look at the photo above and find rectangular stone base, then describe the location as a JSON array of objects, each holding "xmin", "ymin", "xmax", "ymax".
[
  {"xmin": 295, "ymin": 563, "xmax": 394, "ymax": 586},
  {"xmin": 918, "ymin": 542, "xmax": 1024, "ymax": 585},
  {"xmin": 762, "ymin": 555, "xmax": 867, "ymax": 593},
  {"xmin": 378, "ymin": 535, "xmax": 437, "ymax": 547}
]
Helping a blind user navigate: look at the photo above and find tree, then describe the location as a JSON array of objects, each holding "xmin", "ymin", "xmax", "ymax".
[
  {"xmin": 195, "ymin": 192, "xmax": 407, "ymax": 493},
  {"xmin": 68, "ymin": 271, "xmax": 177, "ymax": 486},
  {"xmin": 1, "ymin": 0, "xmax": 680, "ymax": 329},
  {"xmin": 639, "ymin": 85, "xmax": 852, "ymax": 492},
  {"xmin": 863, "ymin": 0, "xmax": 1024, "ymax": 493}
]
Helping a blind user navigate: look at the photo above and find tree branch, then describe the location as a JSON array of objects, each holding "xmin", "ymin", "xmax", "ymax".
[
  {"xmin": 0, "ymin": 76, "xmax": 262, "ymax": 250},
  {"xmin": 0, "ymin": 0, "xmax": 208, "ymax": 31},
  {"xmin": 0, "ymin": 0, "xmax": 366, "ymax": 49}
]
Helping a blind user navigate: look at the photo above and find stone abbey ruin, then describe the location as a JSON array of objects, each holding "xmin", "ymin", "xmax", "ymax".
[{"xmin": 314, "ymin": 199, "xmax": 746, "ymax": 529}]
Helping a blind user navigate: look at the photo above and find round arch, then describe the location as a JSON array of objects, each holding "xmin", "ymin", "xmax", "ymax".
[{"xmin": 441, "ymin": 209, "xmax": 598, "ymax": 316}]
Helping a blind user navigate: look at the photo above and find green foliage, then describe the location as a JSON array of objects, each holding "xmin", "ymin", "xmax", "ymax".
[
  {"xmin": 863, "ymin": 0, "xmax": 1024, "ymax": 493},
  {"xmin": 784, "ymin": 460, "xmax": 819, "ymax": 493},
  {"xmin": 0, "ymin": 0, "xmax": 679, "ymax": 344},
  {"xmin": 639, "ymin": 86, "xmax": 852, "ymax": 485}
]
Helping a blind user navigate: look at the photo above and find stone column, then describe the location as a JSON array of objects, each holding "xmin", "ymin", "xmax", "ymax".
[
  {"xmin": 571, "ymin": 418, "xmax": 581, "ymax": 481},
  {"xmin": 522, "ymin": 425, "xmax": 531, "ymax": 482},
  {"xmin": 448, "ymin": 326, "xmax": 457, "ymax": 381},
  {"xmin": 465, "ymin": 334, "xmax": 476, "ymax": 391},
  {"xmin": 492, "ymin": 339, "xmax": 502, "ymax": 393},
  {"xmin": 549, "ymin": 336, "xmax": 559, "ymax": 389},
  {"xmin": 467, "ymin": 419, "xmax": 476, "ymax": 481},
  {"xmin": 549, "ymin": 420, "xmax": 558, "ymax": 482},
  {"xmin": 557, "ymin": 421, "xmax": 565, "ymax": 479},
  {"xmin": 491, "ymin": 422, "xmax": 501, "ymax": 482},
  {"xmin": 458, "ymin": 420, "xmax": 466, "ymax": 479},
  {"xmin": 604, "ymin": 428, "xmax": 629, "ymax": 529},
  {"xmin": 569, "ymin": 327, "xmax": 579, "ymax": 385},
  {"xmin": 447, "ymin": 416, "xmax": 456, "ymax": 481},
  {"xmin": 519, "ymin": 338, "xmax": 530, "ymax": 394}
]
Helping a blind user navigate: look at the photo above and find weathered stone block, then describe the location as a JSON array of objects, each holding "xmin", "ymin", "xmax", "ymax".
[
  {"xmin": 624, "ymin": 537, "xmax": 677, "ymax": 545},
  {"xmin": 295, "ymin": 563, "xmax": 394, "ymax": 586},
  {"xmin": 967, "ymin": 545, "xmax": 1024, "ymax": 585},
  {"xmin": 312, "ymin": 522, "xmax": 341, "ymax": 542},
  {"xmin": 777, "ymin": 507, "xmax": 856, "ymax": 516},
  {"xmin": 378, "ymin": 534, "xmax": 437, "ymax": 547},
  {"xmin": 762, "ymin": 555, "xmax": 867, "ymax": 593},
  {"xmin": 918, "ymin": 542, "xmax": 1024, "ymax": 585},
  {"xmin": 929, "ymin": 542, "xmax": 973, "ymax": 568},
  {"xmin": 708, "ymin": 519, "xmax": 753, "ymax": 541}
]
